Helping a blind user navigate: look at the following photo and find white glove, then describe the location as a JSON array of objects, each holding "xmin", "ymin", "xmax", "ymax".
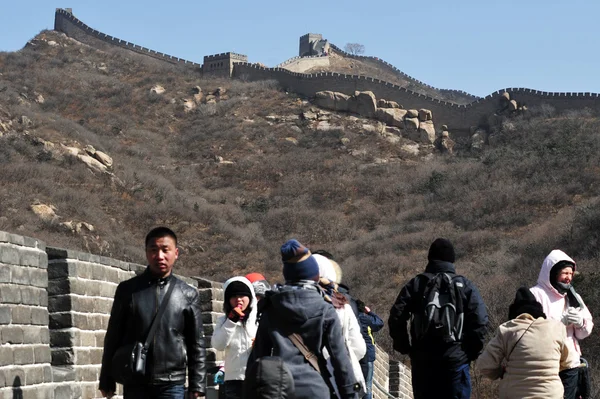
[{"xmin": 566, "ymin": 308, "xmax": 585, "ymax": 328}]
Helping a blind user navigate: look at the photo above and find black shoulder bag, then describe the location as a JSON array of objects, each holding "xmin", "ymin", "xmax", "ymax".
[{"xmin": 111, "ymin": 279, "xmax": 176, "ymax": 384}]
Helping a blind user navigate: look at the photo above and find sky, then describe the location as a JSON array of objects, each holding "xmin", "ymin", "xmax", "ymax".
[{"xmin": 1, "ymin": 0, "xmax": 599, "ymax": 97}]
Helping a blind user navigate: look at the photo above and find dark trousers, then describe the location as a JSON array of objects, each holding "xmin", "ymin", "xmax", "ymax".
[
  {"xmin": 224, "ymin": 380, "xmax": 244, "ymax": 399},
  {"xmin": 411, "ymin": 361, "xmax": 471, "ymax": 399},
  {"xmin": 124, "ymin": 383, "xmax": 185, "ymax": 399},
  {"xmin": 560, "ymin": 367, "xmax": 579, "ymax": 399}
]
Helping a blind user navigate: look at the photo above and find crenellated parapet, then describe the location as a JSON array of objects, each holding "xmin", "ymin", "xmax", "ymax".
[
  {"xmin": 232, "ymin": 62, "xmax": 600, "ymax": 134},
  {"xmin": 53, "ymin": 8, "xmax": 201, "ymax": 69},
  {"xmin": 328, "ymin": 43, "xmax": 479, "ymax": 102}
]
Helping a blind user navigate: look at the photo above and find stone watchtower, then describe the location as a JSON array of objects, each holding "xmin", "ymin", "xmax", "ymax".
[
  {"xmin": 299, "ymin": 33, "xmax": 322, "ymax": 57},
  {"xmin": 299, "ymin": 33, "xmax": 330, "ymax": 57},
  {"xmin": 202, "ymin": 52, "xmax": 248, "ymax": 78}
]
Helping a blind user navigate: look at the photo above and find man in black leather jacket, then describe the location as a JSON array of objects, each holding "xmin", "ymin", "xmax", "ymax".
[{"xmin": 99, "ymin": 227, "xmax": 206, "ymax": 398}]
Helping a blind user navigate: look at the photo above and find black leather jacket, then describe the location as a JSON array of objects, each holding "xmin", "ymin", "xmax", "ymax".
[{"xmin": 99, "ymin": 268, "xmax": 206, "ymax": 393}]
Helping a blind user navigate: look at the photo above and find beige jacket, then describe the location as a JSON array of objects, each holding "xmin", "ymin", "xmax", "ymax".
[{"xmin": 476, "ymin": 313, "xmax": 575, "ymax": 399}]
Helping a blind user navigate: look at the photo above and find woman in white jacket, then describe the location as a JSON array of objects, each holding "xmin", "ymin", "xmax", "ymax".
[
  {"xmin": 211, "ymin": 277, "xmax": 257, "ymax": 399},
  {"xmin": 314, "ymin": 254, "xmax": 367, "ymax": 396}
]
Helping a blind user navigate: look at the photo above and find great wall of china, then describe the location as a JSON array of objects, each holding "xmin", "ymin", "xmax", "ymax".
[
  {"xmin": 52, "ymin": 8, "xmax": 600, "ymax": 135},
  {"xmin": 0, "ymin": 230, "xmax": 413, "ymax": 399}
]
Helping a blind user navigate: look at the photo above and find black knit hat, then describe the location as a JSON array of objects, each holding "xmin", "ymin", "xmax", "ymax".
[
  {"xmin": 225, "ymin": 281, "xmax": 252, "ymax": 302},
  {"xmin": 427, "ymin": 238, "xmax": 456, "ymax": 263},
  {"xmin": 508, "ymin": 287, "xmax": 546, "ymax": 320}
]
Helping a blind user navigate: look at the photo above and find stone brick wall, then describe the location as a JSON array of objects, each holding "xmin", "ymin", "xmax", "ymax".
[
  {"xmin": 389, "ymin": 360, "xmax": 413, "ymax": 399},
  {"xmin": 195, "ymin": 278, "xmax": 225, "ymax": 399},
  {"xmin": 276, "ymin": 55, "xmax": 330, "ymax": 73},
  {"xmin": 46, "ymin": 246, "xmax": 146, "ymax": 398},
  {"xmin": 0, "ymin": 232, "xmax": 56, "ymax": 398},
  {"xmin": 372, "ymin": 345, "xmax": 389, "ymax": 399},
  {"xmin": 53, "ymin": 9, "xmax": 201, "ymax": 69}
]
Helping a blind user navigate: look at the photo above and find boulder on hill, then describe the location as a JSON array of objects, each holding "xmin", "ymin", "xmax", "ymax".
[
  {"xmin": 406, "ymin": 109, "xmax": 419, "ymax": 118},
  {"xmin": 377, "ymin": 99, "xmax": 402, "ymax": 109},
  {"xmin": 77, "ymin": 154, "xmax": 108, "ymax": 173},
  {"xmin": 150, "ymin": 85, "xmax": 165, "ymax": 94},
  {"xmin": 418, "ymin": 120, "xmax": 436, "ymax": 144},
  {"xmin": 349, "ymin": 91, "xmax": 377, "ymax": 118},
  {"xmin": 435, "ymin": 132, "xmax": 455, "ymax": 154},
  {"xmin": 418, "ymin": 109, "xmax": 433, "ymax": 122},
  {"xmin": 314, "ymin": 91, "xmax": 350, "ymax": 111},
  {"xmin": 30, "ymin": 203, "xmax": 58, "ymax": 222},
  {"xmin": 404, "ymin": 117, "xmax": 419, "ymax": 130},
  {"xmin": 375, "ymin": 108, "xmax": 406, "ymax": 128}
]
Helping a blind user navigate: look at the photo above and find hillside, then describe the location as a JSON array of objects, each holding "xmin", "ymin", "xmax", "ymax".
[{"xmin": 2, "ymin": 30, "xmax": 600, "ymax": 397}]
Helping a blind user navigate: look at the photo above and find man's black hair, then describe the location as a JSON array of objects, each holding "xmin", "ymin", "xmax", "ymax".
[{"xmin": 145, "ymin": 226, "xmax": 178, "ymax": 248}]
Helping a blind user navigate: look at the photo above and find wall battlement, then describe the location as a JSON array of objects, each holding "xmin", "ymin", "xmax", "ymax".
[
  {"xmin": 203, "ymin": 52, "xmax": 248, "ymax": 62},
  {"xmin": 0, "ymin": 230, "xmax": 415, "ymax": 398},
  {"xmin": 233, "ymin": 62, "xmax": 600, "ymax": 132},
  {"xmin": 328, "ymin": 43, "xmax": 479, "ymax": 101},
  {"xmin": 54, "ymin": 9, "xmax": 201, "ymax": 68}
]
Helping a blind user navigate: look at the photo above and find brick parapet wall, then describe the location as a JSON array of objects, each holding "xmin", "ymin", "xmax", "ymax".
[
  {"xmin": 0, "ymin": 232, "xmax": 73, "ymax": 398},
  {"xmin": 232, "ymin": 63, "xmax": 600, "ymax": 135},
  {"xmin": 53, "ymin": 9, "xmax": 201, "ymax": 69},
  {"xmin": 194, "ymin": 277, "xmax": 224, "ymax": 399},
  {"xmin": 372, "ymin": 345, "xmax": 389, "ymax": 399},
  {"xmin": 328, "ymin": 43, "xmax": 479, "ymax": 102},
  {"xmin": 46, "ymin": 246, "xmax": 146, "ymax": 398},
  {"xmin": 389, "ymin": 360, "xmax": 413, "ymax": 399}
]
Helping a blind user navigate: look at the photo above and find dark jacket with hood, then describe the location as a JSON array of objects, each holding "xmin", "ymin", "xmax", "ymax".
[
  {"xmin": 247, "ymin": 283, "xmax": 360, "ymax": 399},
  {"xmin": 388, "ymin": 260, "xmax": 488, "ymax": 367},
  {"xmin": 358, "ymin": 310, "xmax": 384, "ymax": 363},
  {"xmin": 99, "ymin": 268, "xmax": 206, "ymax": 394}
]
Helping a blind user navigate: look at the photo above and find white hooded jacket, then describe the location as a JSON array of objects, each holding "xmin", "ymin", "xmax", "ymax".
[
  {"xmin": 211, "ymin": 276, "xmax": 258, "ymax": 381},
  {"xmin": 530, "ymin": 250, "xmax": 593, "ymax": 369}
]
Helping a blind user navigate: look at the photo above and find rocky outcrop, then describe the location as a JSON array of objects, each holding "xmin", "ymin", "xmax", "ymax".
[
  {"xmin": 434, "ymin": 129, "xmax": 455, "ymax": 154},
  {"xmin": 375, "ymin": 108, "xmax": 406, "ymax": 128},
  {"xmin": 314, "ymin": 91, "xmax": 351, "ymax": 111},
  {"xmin": 30, "ymin": 203, "xmax": 58, "ymax": 222},
  {"xmin": 313, "ymin": 90, "xmax": 437, "ymax": 144},
  {"xmin": 348, "ymin": 91, "xmax": 377, "ymax": 118},
  {"xmin": 150, "ymin": 85, "xmax": 165, "ymax": 94}
]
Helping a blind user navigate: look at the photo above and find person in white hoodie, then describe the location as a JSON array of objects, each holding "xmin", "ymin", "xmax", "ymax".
[
  {"xmin": 314, "ymin": 254, "xmax": 367, "ymax": 397},
  {"xmin": 212, "ymin": 277, "xmax": 257, "ymax": 399},
  {"xmin": 530, "ymin": 249, "xmax": 594, "ymax": 399}
]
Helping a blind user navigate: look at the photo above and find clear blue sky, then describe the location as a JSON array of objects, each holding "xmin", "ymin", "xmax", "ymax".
[{"xmin": 1, "ymin": 0, "xmax": 599, "ymax": 97}]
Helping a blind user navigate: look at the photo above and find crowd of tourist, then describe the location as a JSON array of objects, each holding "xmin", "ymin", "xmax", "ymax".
[{"xmin": 98, "ymin": 227, "xmax": 593, "ymax": 399}]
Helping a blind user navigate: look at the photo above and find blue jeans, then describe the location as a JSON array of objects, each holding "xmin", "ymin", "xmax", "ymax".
[
  {"xmin": 124, "ymin": 383, "xmax": 185, "ymax": 399},
  {"xmin": 559, "ymin": 367, "xmax": 579, "ymax": 399},
  {"xmin": 360, "ymin": 361, "xmax": 374, "ymax": 399},
  {"xmin": 411, "ymin": 361, "xmax": 471, "ymax": 399}
]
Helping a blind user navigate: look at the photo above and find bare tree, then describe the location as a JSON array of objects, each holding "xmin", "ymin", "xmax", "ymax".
[{"xmin": 344, "ymin": 43, "xmax": 365, "ymax": 55}]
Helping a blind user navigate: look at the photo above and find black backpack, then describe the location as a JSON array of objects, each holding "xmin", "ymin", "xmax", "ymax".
[
  {"xmin": 411, "ymin": 272, "xmax": 465, "ymax": 344},
  {"xmin": 244, "ymin": 356, "xmax": 295, "ymax": 399}
]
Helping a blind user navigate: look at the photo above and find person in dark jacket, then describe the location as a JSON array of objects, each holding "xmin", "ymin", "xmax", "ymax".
[
  {"xmin": 99, "ymin": 227, "xmax": 206, "ymax": 399},
  {"xmin": 388, "ymin": 238, "xmax": 488, "ymax": 399},
  {"xmin": 246, "ymin": 239, "xmax": 360, "ymax": 399},
  {"xmin": 355, "ymin": 300, "xmax": 383, "ymax": 399}
]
